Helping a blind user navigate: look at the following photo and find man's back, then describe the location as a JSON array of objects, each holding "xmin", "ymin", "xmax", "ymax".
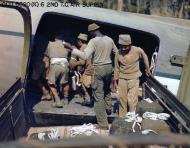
[
  {"xmin": 89, "ymin": 36, "xmax": 117, "ymax": 65},
  {"xmin": 47, "ymin": 40, "xmax": 69, "ymax": 59}
]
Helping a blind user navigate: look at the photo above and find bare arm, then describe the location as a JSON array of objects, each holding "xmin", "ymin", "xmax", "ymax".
[{"xmin": 114, "ymin": 53, "xmax": 120, "ymax": 80}]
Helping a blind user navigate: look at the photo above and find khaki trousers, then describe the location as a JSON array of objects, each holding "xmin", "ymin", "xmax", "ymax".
[{"xmin": 118, "ymin": 78, "xmax": 139, "ymax": 117}]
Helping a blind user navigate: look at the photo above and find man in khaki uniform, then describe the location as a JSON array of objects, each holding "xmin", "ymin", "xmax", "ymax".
[
  {"xmin": 64, "ymin": 23, "xmax": 118, "ymax": 129},
  {"xmin": 70, "ymin": 33, "xmax": 93, "ymax": 104},
  {"xmin": 70, "ymin": 33, "xmax": 87, "ymax": 71},
  {"xmin": 40, "ymin": 55, "xmax": 51, "ymax": 100},
  {"xmin": 46, "ymin": 34, "xmax": 70, "ymax": 108},
  {"xmin": 114, "ymin": 34, "xmax": 151, "ymax": 117}
]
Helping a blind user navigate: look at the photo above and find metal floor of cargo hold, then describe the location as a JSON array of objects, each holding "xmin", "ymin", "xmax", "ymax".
[{"xmin": 29, "ymin": 92, "xmax": 118, "ymax": 126}]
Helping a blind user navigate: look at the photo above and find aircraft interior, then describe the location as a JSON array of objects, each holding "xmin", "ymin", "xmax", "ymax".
[{"xmin": 26, "ymin": 12, "xmax": 160, "ymax": 126}]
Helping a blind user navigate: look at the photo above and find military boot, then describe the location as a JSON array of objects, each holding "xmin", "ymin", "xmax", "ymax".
[
  {"xmin": 52, "ymin": 96, "xmax": 63, "ymax": 108},
  {"xmin": 41, "ymin": 91, "xmax": 52, "ymax": 101},
  {"xmin": 95, "ymin": 124, "xmax": 109, "ymax": 130},
  {"xmin": 62, "ymin": 94, "xmax": 69, "ymax": 105},
  {"xmin": 82, "ymin": 94, "xmax": 91, "ymax": 106}
]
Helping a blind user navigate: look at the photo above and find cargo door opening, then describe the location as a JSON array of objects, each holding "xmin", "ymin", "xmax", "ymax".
[
  {"xmin": 30, "ymin": 12, "xmax": 160, "ymax": 84},
  {"xmin": 25, "ymin": 12, "xmax": 160, "ymax": 126}
]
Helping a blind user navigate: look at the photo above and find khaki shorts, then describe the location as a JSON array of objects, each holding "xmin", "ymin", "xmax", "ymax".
[
  {"xmin": 48, "ymin": 64, "xmax": 69, "ymax": 85},
  {"xmin": 81, "ymin": 74, "xmax": 92, "ymax": 88}
]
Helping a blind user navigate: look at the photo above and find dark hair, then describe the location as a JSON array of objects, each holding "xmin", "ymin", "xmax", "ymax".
[{"xmin": 78, "ymin": 39, "xmax": 87, "ymax": 44}]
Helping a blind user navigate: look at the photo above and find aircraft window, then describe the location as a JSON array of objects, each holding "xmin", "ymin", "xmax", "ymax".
[{"xmin": 0, "ymin": 8, "xmax": 24, "ymax": 96}]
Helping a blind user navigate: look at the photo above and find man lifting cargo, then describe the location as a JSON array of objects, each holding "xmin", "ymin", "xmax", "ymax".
[{"xmin": 46, "ymin": 34, "xmax": 70, "ymax": 108}]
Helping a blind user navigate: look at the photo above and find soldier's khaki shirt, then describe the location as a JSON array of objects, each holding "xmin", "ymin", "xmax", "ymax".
[
  {"xmin": 70, "ymin": 44, "xmax": 93, "ymax": 75},
  {"xmin": 80, "ymin": 45, "xmax": 93, "ymax": 75},
  {"xmin": 72, "ymin": 35, "xmax": 118, "ymax": 65},
  {"xmin": 46, "ymin": 40, "xmax": 69, "ymax": 59},
  {"xmin": 114, "ymin": 46, "xmax": 149, "ymax": 80}
]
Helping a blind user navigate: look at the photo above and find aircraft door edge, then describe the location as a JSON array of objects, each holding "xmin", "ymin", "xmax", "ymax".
[
  {"xmin": 0, "ymin": 1, "xmax": 32, "ymax": 141},
  {"xmin": 0, "ymin": 0, "xmax": 32, "ymax": 87}
]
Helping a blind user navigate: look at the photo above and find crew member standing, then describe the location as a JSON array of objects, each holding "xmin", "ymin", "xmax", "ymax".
[
  {"xmin": 114, "ymin": 34, "xmax": 151, "ymax": 117},
  {"xmin": 65, "ymin": 23, "xmax": 118, "ymax": 129}
]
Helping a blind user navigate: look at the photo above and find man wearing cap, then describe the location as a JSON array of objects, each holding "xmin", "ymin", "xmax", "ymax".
[
  {"xmin": 70, "ymin": 33, "xmax": 93, "ymax": 104},
  {"xmin": 114, "ymin": 34, "xmax": 151, "ymax": 117},
  {"xmin": 46, "ymin": 34, "xmax": 70, "ymax": 108},
  {"xmin": 64, "ymin": 23, "xmax": 118, "ymax": 129}
]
